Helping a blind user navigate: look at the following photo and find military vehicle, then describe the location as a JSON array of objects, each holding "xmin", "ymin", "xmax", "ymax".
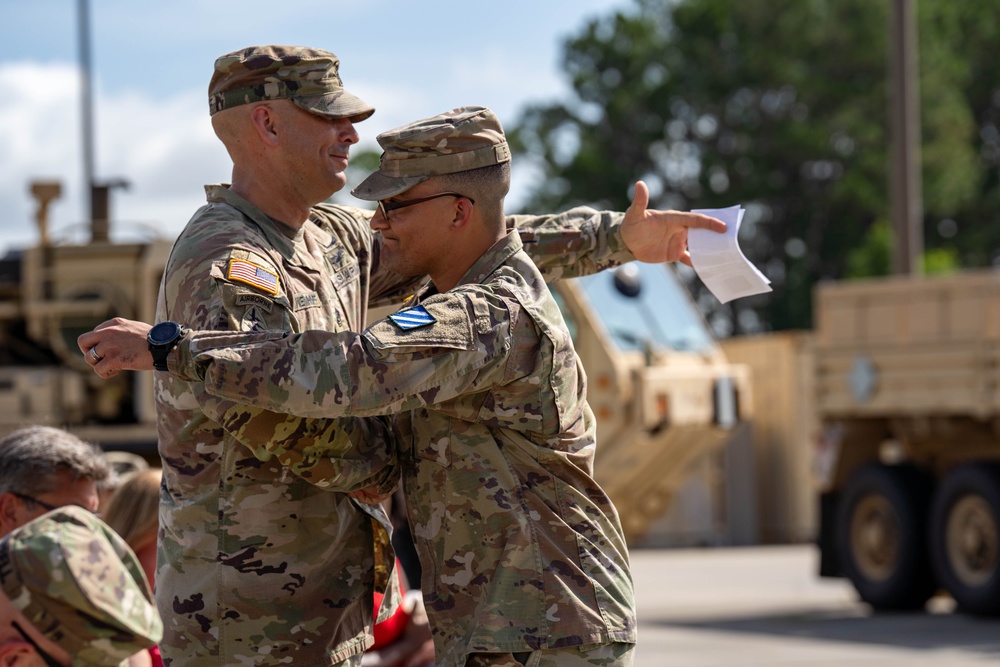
[
  {"xmin": 0, "ymin": 181, "xmax": 168, "ymax": 455},
  {"xmin": 808, "ymin": 270, "xmax": 1000, "ymax": 615},
  {"xmin": 550, "ymin": 262, "xmax": 754, "ymax": 546}
]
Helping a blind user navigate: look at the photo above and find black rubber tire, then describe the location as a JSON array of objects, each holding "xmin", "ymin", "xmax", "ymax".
[
  {"xmin": 836, "ymin": 463, "xmax": 936, "ymax": 610},
  {"xmin": 929, "ymin": 463, "xmax": 1000, "ymax": 615}
]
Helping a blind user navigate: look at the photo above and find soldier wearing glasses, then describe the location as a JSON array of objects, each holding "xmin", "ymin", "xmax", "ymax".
[
  {"xmin": 76, "ymin": 42, "xmax": 721, "ymax": 667},
  {"xmin": 80, "ymin": 106, "xmax": 643, "ymax": 667},
  {"xmin": 0, "ymin": 426, "xmax": 110, "ymax": 537}
]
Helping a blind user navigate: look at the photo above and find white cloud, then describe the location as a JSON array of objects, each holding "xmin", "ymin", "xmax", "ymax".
[
  {"xmin": 0, "ymin": 61, "xmax": 229, "ymax": 252},
  {"xmin": 0, "ymin": 59, "xmax": 556, "ymax": 258}
]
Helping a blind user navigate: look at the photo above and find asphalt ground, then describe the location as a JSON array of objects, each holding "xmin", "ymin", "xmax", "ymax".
[{"xmin": 630, "ymin": 545, "xmax": 1000, "ymax": 666}]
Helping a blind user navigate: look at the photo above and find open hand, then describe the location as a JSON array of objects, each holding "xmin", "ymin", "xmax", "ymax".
[{"xmin": 619, "ymin": 180, "xmax": 726, "ymax": 266}]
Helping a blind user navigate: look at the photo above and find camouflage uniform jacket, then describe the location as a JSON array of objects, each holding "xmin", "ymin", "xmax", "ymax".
[
  {"xmin": 154, "ymin": 185, "xmax": 406, "ymax": 667},
  {"xmin": 170, "ymin": 231, "xmax": 638, "ymax": 667}
]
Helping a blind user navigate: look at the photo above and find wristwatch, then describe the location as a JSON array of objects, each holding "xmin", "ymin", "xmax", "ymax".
[{"xmin": 147, "ymin": 321, "xmax": 187, "ymax": 372}]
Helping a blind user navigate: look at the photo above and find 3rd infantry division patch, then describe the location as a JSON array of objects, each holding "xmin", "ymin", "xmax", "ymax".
[{"xmin": 388, "ymin": 305, "xmax": 436, "ymax": 330}]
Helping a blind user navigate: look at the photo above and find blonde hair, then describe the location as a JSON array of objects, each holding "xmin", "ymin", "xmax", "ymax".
[{"xmin": 102, "ymin": 468, "xmax": 161, "ymax": 551}]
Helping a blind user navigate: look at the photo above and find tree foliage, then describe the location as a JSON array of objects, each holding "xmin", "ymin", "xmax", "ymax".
[{"xmin": 508, "ymin": 0, "xmax": 1000, "ymax": 333}]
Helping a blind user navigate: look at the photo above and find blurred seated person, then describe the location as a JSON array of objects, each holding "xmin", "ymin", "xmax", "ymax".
[
  {"xmin": 0, "ymin": 426, "xmax": 110, "ymax": 537},
  {"xmin": 0, "ymin": 505, "xmax": 162, "ymax": 666},
  {"xmin": 98, "ymin": 451, "xmax": 151, "ymax": 512},
  {"xmin": 104, "ymin": 468, "xmax": 163, "ymax": 667}
]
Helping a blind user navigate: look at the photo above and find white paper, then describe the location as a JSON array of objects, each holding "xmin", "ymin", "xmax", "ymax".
[{"xmin": 688, "ymin": 205, "xmax": 772, "ymax": 304}]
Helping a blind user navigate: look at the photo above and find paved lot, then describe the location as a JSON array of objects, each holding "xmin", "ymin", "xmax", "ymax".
[{"xmin": 631, "ymin": 545, "xmax": 1000, "ymax": 666}]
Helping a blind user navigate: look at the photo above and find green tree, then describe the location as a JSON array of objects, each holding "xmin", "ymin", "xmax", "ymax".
[{"xmin": 510, "ymin": 0, "xmax": 998, "ymax": 333}]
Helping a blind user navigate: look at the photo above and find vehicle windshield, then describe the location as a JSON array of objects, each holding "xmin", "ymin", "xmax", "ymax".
[{"xmin": 572, "ymin": 262, "xmax": 716, "ymax": 354}]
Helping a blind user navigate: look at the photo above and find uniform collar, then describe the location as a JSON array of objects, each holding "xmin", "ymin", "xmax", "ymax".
[
  {"xmin": 409, "ymin": 232, "xmax": 523, "ymax": 305},
  {"xmin": 204, "ymin": 185, "xmax": 332, "ymax": 259},
  {"xmin": 451, "ymin": 231, "xmax": 523, "ymax": 290}
]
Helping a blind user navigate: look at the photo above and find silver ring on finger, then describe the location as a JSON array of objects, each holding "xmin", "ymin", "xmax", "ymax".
[{"xmin": 89, "ymin": 346, "xmax": 103, "ymax": 363}]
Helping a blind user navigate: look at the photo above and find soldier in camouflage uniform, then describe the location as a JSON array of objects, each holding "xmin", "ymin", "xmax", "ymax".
[
  {"xmin": 89, "ymin": 107, "xmax": 640, "ymax": 666},
  {"xmin": 0, "ymin": 506, "xmax": 162, "ymax": 667},
  {"xmin": 80, "ymin": 46, "xmax": 722, "ymax": 667}
]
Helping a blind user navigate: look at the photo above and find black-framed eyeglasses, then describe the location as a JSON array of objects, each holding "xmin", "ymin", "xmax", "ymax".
[
  {"xmin": 376, "ymin": 192, "xmax": 474, "ymax": 221},
  {"xmin": 12, "ymin": 621, "xmax": 64, "ymax": 667},
  {"xmin": 10, "ymin": 491, "xmax": 58, "ymax": 513}
]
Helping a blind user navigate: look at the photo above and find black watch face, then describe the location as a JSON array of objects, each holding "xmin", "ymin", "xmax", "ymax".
[{"xmin": 149, "ymin": 321, "xmax": 182, "ymax": 346}]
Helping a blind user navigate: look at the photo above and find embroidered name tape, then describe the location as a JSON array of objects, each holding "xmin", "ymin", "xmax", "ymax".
[
  {"xmin": 228, "ymin": 259, "xmax": 279, "ymax": 295},
  {"xmin": 388, "ymin": 305, "xmax": 436, "ymax": 330}
]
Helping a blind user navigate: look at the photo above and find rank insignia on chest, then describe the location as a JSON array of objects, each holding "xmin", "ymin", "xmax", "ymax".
[
  {"xmin": 228, "ymin": 259, "xmax": 279, "ymax": 296},
  {"xmin": 388, "ymin": 305, "xmax": 436, "ymax": 330}
]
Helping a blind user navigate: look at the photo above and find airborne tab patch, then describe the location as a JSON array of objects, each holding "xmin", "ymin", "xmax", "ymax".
[
  {"xmin": 388, "ymin": 305, "xmax": 436, "ymax": 330},
  {"xmin": 228, "ymin": 259, "xmax": 279, "ymax": 295}
]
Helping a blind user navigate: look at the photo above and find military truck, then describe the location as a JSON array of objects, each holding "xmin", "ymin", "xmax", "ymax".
[
  {"xmin": 810, "ymin": 270, "xmax": 1000, "ymax": 614},
  {"xmin": 0, "ymin": 181, "xmax": 169, "ymax": 454}
]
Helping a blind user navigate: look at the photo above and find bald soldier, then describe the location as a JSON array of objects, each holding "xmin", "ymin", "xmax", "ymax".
[
  {"xmin": 0, "ymin": 506, "xmax": 162, "ymax": 667},
  {"xmin": 82, "ymin": 106, "xmax": 645, "ymax": 667},
  {"xmin": 78, "ymin": 45, "xmax": 722, "ymax": 667}
]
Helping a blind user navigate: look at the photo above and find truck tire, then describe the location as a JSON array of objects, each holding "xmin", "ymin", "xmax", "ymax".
[
  {"xmin": 929, "ymin": 463, "xmax": 1000, "ymax": 615},
  {"xmin": 836, "ymin": 463, "xmax": 936, "ymax": 610}
]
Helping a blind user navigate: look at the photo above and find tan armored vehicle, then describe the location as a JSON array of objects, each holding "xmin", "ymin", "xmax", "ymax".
[
  {"xmin": 812, "ymin": 270, "xmax": 1000, "ymax": 614},
  {"xmin": 551, "ymin": 263, "xmax": 754, "ymax": 546},
  {"xmin": 0, "ymin": 181, "xmax": 168, "ymax": 451}
]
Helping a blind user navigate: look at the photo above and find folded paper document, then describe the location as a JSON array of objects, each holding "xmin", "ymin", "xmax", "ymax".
[{"xmin": 688, "ymin": 205, "xmax": 772, "ymax": 304}]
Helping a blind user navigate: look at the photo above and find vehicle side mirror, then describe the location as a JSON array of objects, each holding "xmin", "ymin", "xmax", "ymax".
[{"xmin": 612, "ymin": 264, "xmax": 642, "ymax": 298}]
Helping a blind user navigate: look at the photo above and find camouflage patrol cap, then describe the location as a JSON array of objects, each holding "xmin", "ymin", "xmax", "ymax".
[
  {"xmin": 352, "ymin": 105, "xmax": 511, "ymax": 201},
  {"xmin": 209, "ymin": 45, "xmax": 374, "ymax": 121},
  {"xmin": 0, "ymin": 506, "xmax": 162, "ymax": 667}
]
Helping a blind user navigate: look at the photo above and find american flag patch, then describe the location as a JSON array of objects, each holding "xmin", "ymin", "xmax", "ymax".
[
  {"xmin": 228, "ymin": 259, "xmax": 279, "ymax": 295},
  {"xmin": 388, "ymin": 305, "xmax": 436, "ymax": 330}
]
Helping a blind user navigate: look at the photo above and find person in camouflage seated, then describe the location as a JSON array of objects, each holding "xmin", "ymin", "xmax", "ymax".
[
  {"xmin": 0, "ymin": 506, "xmax": 162, "ymax": 667},
  {"xmin": 82, "ymin": 106, "xmax": 642, "ymax": 667},
  {"xmin": 78, "ymin": 44, "xmax": 721, "ymax": 667}
]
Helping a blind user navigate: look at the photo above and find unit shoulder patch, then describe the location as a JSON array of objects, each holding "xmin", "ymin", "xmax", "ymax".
[
  {"xmin": 388, "ymin": 305, "xmax": 437, "ymax": 330},
  {"xmin": 234, "ymin": 292, "xmax": 275, "ymax": 312}
]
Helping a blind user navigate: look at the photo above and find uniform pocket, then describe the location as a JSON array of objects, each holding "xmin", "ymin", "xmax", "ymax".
[{"xmin": 411, "ymin": 406, "xmax": 453, "ymax": 468}]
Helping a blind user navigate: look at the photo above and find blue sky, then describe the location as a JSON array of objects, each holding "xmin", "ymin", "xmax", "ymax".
[{"xmin": 0, "ymin": 0, "xmax": 628, "ymax": 250}]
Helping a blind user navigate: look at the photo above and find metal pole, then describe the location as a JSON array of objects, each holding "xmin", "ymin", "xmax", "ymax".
[
  {"xmin": 78, "ymin": 0, "xmax": 99, "ymax": 231},
  {"xmin": 888, "ymin": 0, "xmax": 923, "ymax": 275}
]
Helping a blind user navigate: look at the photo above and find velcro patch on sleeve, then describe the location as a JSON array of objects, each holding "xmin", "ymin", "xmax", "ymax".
[
  {"xmin": 227, "ymin": 259, "xmax": 280, "ymax": 295},
  {"xmin": 388, "ymin": 305, "xmax": 436, "ymax": 330}
]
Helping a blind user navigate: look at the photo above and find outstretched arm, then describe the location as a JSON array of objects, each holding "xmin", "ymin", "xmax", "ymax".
[{"xmin": 507, "ymin": 180, "xmax": 725, "ymax": 281}]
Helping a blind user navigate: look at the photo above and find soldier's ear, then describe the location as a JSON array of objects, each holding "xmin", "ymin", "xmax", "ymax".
[
  {"xmin": 248, "ymin": 104, "xmax": 280, "ymax": 145},
  {"xmin": 450, "ymin": 196, "xmax": 474, "ymax": 229},
  {"xmin": 0, "ymin": 492, "xmax": 20, "ymax": 532}
]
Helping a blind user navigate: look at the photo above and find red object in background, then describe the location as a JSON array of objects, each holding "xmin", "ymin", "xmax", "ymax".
[{"xmin": 372, "ymin": 563, "xmax": 412, "ymax": 649}]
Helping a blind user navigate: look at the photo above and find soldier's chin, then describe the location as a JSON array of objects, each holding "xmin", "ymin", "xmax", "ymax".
[{"xmin": 384, "ymin": 256, "xmax": 420, "ymax": 278}]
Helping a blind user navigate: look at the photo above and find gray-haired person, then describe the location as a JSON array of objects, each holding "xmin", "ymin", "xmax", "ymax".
[{"xmin": 0, "ymin": 426, "xmax": 110, "ymax": 537}]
